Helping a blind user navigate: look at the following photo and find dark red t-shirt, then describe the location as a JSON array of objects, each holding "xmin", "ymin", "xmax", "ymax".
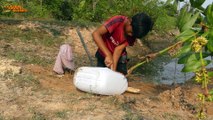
[{"xmin": 98, "ymin": 15, "xmax": 136, "ymax": 57}]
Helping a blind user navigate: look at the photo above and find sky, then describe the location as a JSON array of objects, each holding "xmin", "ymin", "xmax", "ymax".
[
  {"xmin": 179, "ymin": 0, "xmax": 213, "ymax": 8},
  {"xmin": 201, "ymin": 0, "xmax": 213, "ymax": 7}
]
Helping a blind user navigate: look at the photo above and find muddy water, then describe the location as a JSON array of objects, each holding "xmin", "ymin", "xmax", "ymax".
[
  {"xmin": 136, "ymin": 42, "xmax": 213, "ymax": 85},
  {"xmin": 136, "ymin": 55, "xmax": 192, "ymax": 85}
]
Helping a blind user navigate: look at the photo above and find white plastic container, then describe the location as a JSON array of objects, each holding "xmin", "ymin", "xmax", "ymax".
[{"xmin": 73, "ymin": 67, "xmax": 128, "ymax": 95}]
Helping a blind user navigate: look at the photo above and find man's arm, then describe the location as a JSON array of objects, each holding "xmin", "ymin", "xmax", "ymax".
[
  {"xmin": 92, "ymin": 25, "xmax": 113, "ymax": 68},
  {"xmin": 112, "ymin": 43, "xmax": 127, "ymax": 71}
]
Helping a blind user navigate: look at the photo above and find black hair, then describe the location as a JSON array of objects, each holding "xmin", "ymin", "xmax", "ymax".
[{"xmin": 131, "ymin": 13, "xmax": 153, "ymax": 38}]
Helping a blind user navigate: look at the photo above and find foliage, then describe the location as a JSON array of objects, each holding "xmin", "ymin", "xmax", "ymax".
[
  {"xmin": 23, "ymin": 1, "xmax": 50, "ymax": 19},
  {"xmin": 175, "ymin": 3, "xmax": 213, "ymax": 81},
  {"xmin": 0, "ymin": 0, "xmax": 177, "ymax": 31},
  {"xmin": 173, "ymin": 1, "xmax": 213, "ymax": 119},
  {"xmin": 43, "ymin": 0, "xmax": 74, "ymax": 20}
]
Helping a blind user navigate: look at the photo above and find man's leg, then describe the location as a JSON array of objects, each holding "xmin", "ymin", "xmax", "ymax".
[
  {"xmin": 95, "ymin": 51, "xmax": 106, "ymax": 67},
  {"xmin": 116, "ymin": 55, "xmax": 128, "ymax": 75}
]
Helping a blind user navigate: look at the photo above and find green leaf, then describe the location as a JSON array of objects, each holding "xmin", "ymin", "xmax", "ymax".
[
  {"xmin": 79, "ymin": 0, "xmax": 86, "ymax": 9},
  {"xmin": 177, "ymin": 6, "xmax": 188, "ymax": 29},
  {"xmin": 210, "ymin": 89, "xmax": 213, "ymax": 95},
  {"xmin": 207, "ymin": 39, "xmax": 213, "ymax": 53},
  {"xmin": 178, "ymin": 52, "xmax": 210, "ymax": 64},
  {"xmin": 190, "ymin": 0, "xmax": 205, "ymax": 8},
  {"xmin": 177, "ymin": 6, "xmax": 192, "ymax": 31},
  {"xmin": 178, "ymin": 53, "xmax": 197, "ymax": 64},
  {"xmin": 208, "ymin": 71, "xmax": 213, "ymax": 78},
  {"xmin": 207, "ymin": 29, "xmax": 213, "ymax": 52},
  {"xmin": 175, "ymin": 29, "xmax": 195, "ymax": 42},
  {"xmin": 181, "ymin": 12, "xmax": 200, "ymax": 32},
  {"xmin": 175, "ymin": 44, "xmax": 191, "ymax": 57},
  {"xmin": 181, "ymin": 59, "xmax": 211, "ymax": 72},
  {"xmin": 205, "ymin": 4, "xmax": 213, "ymax": 26}
]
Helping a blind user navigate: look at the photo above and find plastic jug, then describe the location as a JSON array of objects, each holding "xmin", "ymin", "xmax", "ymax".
[{"xmin": 73, "ymin": 67, "xmax": 128, "ymax": 95}]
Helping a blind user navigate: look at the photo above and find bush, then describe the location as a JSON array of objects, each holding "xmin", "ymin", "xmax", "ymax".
[
  {"xmin": 24, "ymin": 1, "xmax": 51, "ymax": 19},
  {"xmin": 0, "ymin": 0, "xmax": 178, "ymax": 32}
]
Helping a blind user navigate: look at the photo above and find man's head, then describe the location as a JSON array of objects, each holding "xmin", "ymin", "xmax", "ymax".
[{"xmin": 131, "ymin": 13, "xmax": 153, "ymax": 38}]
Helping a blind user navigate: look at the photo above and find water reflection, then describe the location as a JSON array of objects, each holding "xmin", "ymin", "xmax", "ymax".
[{"xmin": 135, "ymin": 55, "xmax": 212, "ymax": 85}]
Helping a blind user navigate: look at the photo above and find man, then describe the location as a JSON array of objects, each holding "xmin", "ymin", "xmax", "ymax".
[{"xmin": 92, "ymin": 13, "xmax": 153, "ymax": 75}]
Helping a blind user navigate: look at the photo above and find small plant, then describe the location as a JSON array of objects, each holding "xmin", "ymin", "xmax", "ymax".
[
  {"xmin": 32, "ymin": 112, "xmax": 46, "ymax": 120},
  {"xmin": 174, "ymin": 1, "xmax": 213, "ymax": 119},
  {"xmin": 55, "ymin": 110, "xmax": 67, "ymax": 119}
]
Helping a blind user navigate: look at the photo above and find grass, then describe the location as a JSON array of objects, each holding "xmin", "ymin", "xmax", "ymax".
[
  {"xmin": 32, "ymin": 112, "xmax": 46, "ymax": 120},
  {"xmin": 162, "ymin": 112, "xmax": 180, "ymax": 120},
  {"xmin": 29, "ymin": 107, "xmax": 47, "ymax": 120},
  {"xmin": 0, "ymin": 19, "xmax": 66, "ymax": 67},
  {"xmin": 0, "ymin": 19, "xmax": 64, "ymax": 47},
  {"xmin": 3, "ymin": 71, "xmax": 40, "ymax": 88},
  {"xmin": 15, "ymin": 73, "xmax": 39, "ymax": 87},
  {"xmin": 0, "ymin": 115, "xmax": 3, "ymax": 120},
  {"xmin": 123, "ymin": 112, "xmax": 144, "ymax": 120},
  {"xmin": 6, "ymin": 50, "xmax": 54, "ymax": 66},
  {"xmin": 154, "ymin": 14, "xmax": 177, "ymax": 33},
  {"xmin": 55, "ymin": 110, "xmax": 67, "ymax": 119}
]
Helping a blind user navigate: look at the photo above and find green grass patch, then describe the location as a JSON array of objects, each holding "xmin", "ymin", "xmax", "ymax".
[
  {"xmin": 32, "ymin": 112, "xmax": 46, "ymax": 120},
  {"xmin": 4, "ymin": 72, "xmax": 40, "ymax": 88},
  {"xmin": 162, "ymin": 112, "xmax": 180, "ymax": 120},
  {"xmin": 6, "ymin": 51, "xmax": 54, "ymax": 66},
  {"xmin": 0, "ymin": 20, "xmax": 64, "ymax": 47},
  {"xmin": 122, "ymin": 112, "xmax": 144, "ymax": 120},
  {"xmin": 0, "ymin": 115, "xmax": 3, "ymax": 120},
  {"xmin": 55, "ymin": 110, "xmax": 68, "ymax": 119},
  {"xmin": 155, "ymin": 15, "xmax": 177, "ymax": 33},
  {"xmin": 2, "ymin": 71, "xmax": 40, "ymax": 89}
]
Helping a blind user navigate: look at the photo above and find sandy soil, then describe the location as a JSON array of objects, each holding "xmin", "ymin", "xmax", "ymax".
[{"xmin": 0, "ymin": 20, "xmax": 212, "ymax": 120}]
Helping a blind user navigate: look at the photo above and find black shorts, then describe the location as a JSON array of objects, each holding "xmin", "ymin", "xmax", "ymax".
[{"xmin": 95, "ymin": 51, "xmax": 128, "ymax": 75}]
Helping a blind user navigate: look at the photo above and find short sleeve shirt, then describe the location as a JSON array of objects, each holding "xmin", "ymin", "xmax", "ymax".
[{"xmin": 98, "ymin": 15, "xmax": 136, "ymax": 57}]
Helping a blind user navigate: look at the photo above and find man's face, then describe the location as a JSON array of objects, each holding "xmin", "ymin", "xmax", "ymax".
[{"xmin": 124, "ymin": 20, "xmax": 133, "ymax": 37}]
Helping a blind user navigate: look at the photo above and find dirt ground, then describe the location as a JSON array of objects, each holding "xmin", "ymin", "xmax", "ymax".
[{"xmin": 0, "ymin": 20, "xmax": 212, "ymax": 120}]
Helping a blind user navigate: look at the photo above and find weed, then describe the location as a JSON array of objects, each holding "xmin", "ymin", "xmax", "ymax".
[
  {"xmin": 32, "ymin": 112, "xmax": 46, "ymax": 120},
  {"xmin": 55, "ymin": 110, "xmax": 67, "ymax": 119},
  {"xmin": 6, "ymin": 51, "xmax": 54, "ymax": 66},
  {"xmin": 77, "ymin": 93, "xmax": 94, "ymax": 100},
  {"xmin": 122, "ymin": 111, "xmax": 144, "ymax": 120},
  {"xmin": 162, "ymin": 112, "xmax": 180, "ymax": 120},
  {"xmin": 0, "ymin": 115, "xmax": 3, "ymax": 120},
  {"xmin": 13, "ymin": 73, "xmax": 40, "ymax": 88},
  {"xmin": 103, "ymin": 96, "xmax": 122, "ymax": 107},
  {"xmin": 85, "ymin": 104, "xmax": 96, "ymax": 112}
]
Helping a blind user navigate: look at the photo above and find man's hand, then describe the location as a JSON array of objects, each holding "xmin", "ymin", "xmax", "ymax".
[{"xmin": 104, "ymin": 55, "xmax": 113, "ymax": 68}]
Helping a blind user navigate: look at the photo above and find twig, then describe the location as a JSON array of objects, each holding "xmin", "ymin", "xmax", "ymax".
[
  {"xmin": 76, "ymin": 28, "xmax": 94, "ymax": 66},
  {"xmin": 126, "ymin": 41, "xmax": 183, "ymax": 77}
]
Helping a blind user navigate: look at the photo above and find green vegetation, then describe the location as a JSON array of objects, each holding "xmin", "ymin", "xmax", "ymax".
[
  {"xmin": 6, "ymin": 50, "xmax": 54, "ymax": 66},
  {"xmin": 55, "ymin": 110, "xmax": 67, "ymax": 119},
  {"xmin": 174, "ymin": 1, "xmax": 213, "ymax": 119},
  {"xmin": 162, "ymin": 112, "xmax": 180, "ymax": 120},
  {"xmin": 3, "ymin": 71, "xmax": 40, "ymax": 88},
  {"xmin": 0, "ymin": 0, "xmax": 177, "ymax": 32},
  {"xmin": 32, "ymin": 112, "xmax": 46, "ymax": 120}
]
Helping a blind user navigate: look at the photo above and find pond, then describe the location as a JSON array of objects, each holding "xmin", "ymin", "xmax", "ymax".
[{"xmin": 136, "ymin": 55, "xmax": 213, "ymax": 85}]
